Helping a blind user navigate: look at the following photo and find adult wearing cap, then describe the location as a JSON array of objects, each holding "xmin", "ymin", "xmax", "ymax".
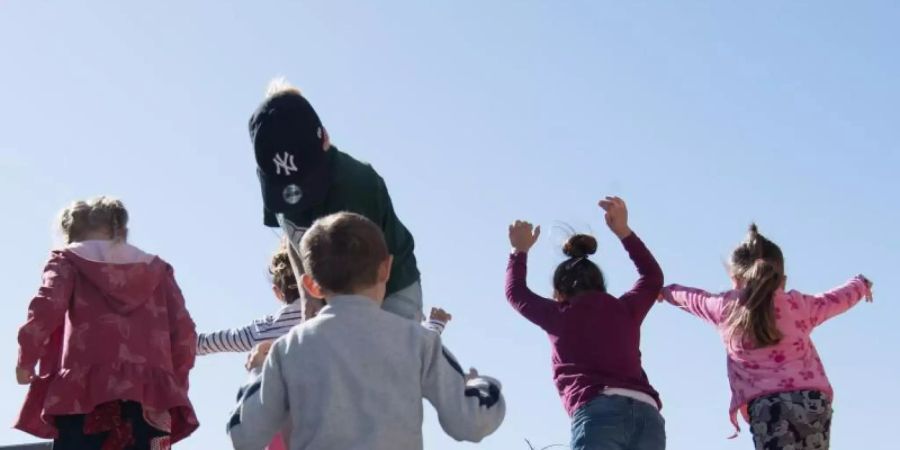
[{"xmin": 249, "ymin": 79, "xmax": 422, "ymax": 322}]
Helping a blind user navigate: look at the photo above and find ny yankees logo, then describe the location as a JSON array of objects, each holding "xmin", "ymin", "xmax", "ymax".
[{"xmin": 273, "ymin": 151, "xmax": 298, "ymax": 176}]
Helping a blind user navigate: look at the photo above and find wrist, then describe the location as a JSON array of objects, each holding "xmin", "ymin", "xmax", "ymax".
[{"xmin": 614, "ymin": 227, "xmax": 633, "ymax": 240}]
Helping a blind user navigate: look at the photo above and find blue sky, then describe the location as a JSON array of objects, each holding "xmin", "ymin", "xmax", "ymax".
[{"xmin": 1, "ymin": 1, "xmax": 897, "ymax": 449}]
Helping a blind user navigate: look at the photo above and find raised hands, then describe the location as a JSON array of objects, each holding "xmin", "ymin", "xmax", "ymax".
[
  {"xmin": 599, "ymin": 196, "xmax": 632, "ymax": 240},
  {"xmin": 429, "ymin": 307, "xmax": 453, "ymax": 324},
  {"xmin": 508, "ymin": 220, "xmax": 541, "ymax": 254}
]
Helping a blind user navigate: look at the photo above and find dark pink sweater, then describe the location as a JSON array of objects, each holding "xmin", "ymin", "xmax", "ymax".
[{"xmin": 505, "ymin": 233, "xmax": 664, "ymax": 416}]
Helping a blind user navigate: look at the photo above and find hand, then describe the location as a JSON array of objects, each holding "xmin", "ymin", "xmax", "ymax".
[
  {"xmin": 429, "ymin": 307, "xmax": 452, "ymax": 324},
  {"xmin": 599, "ymin": 196, "xmax": 632, "ymax": 239},
  {"xmin": 465, "ymin": 368, "xmax": 479, "ymax": 382},
  {"xmin": 16, "ymin": 367, "xmax": 33, "ymax": 385},
  {"xmin": 245, "ymin": 340, "xmax": 275, "ymax": 371},
  {"xmin": 508, "ymin": 221, "xmax": 541, "ymax": 254},
  {"xmin": 861, "ymin": 275, "xmax": 874, "ymax": 303}
]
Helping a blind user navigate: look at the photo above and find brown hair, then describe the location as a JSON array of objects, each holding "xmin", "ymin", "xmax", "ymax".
[
  {"xmin": 58, "ymin": 196, "xmax": 129, "ymax": 244},
  {"xmin": 726, "ymin": 224, "xmax": 785, "ymax": 347},
  {"xmin": 299, "ymin": 212, "xmax": 389, "ymax": 294},
  {"xmin": 553, "ymin": 234, "xmax": 606, "ymax": 299},
  {"xmin": 269, "ymin": 242, "xmax": 301, "ymax": 304}
]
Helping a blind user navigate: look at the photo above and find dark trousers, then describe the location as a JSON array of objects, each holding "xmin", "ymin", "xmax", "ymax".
[{"xmin": 53, "ymin": 401, "xmax": 166, "ymax": 450}]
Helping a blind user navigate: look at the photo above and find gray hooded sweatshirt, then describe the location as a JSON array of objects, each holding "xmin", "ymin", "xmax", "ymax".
[{"xmin": 227, "ymin": 295, "xmax": 505, "ymax": 450}]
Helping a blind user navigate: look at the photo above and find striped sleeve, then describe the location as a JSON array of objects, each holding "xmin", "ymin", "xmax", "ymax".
[
  {"xmin": 422, "ymin": 319, "xmax": 447, "ymax": 335},
  {"xmin": 197, "ymin": 304, "xmax": 303, "ymax": 355}
]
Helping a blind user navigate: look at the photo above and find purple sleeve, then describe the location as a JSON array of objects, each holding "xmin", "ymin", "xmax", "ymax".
[
  {"xmin": 661, "ymin": 285, "xmax": 727, "ymax": 325},
  {"xmin": 802, "ymin": 276, "xmax": 871, "ymax": 327},
  {"xmin": 505, "ymin": 252, "xmax": 560, "ymax": 332},
  {"xmin": 618, "ymin": 233, "xmax": 665, "ymax": 323}
]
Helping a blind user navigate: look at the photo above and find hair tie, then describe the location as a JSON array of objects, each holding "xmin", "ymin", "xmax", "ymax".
[{"xmin": 566, "ymin": 256, "xmax": 588, "ymax": 270}]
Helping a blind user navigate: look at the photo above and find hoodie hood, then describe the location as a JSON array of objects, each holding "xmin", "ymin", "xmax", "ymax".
[{"xmin": 62, "ymin": 240, "xmax": 167, "ymax": 314}]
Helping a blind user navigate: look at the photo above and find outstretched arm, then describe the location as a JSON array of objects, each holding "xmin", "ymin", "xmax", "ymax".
[
  {"xmin": 803, "ymin": 275, "xmax": 872, "ymax": 327},
  {"xmin": 196, "ymin": 305, "xmax": 301, "ymax": 356},
  {"xmin": 660, "ymin": 285, "xmax": 727, "ymax": 325}
]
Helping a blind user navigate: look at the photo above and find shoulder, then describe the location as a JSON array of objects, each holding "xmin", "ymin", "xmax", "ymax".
[{"xmin": 331, "ymin": 148, "xmax": 382, "ymax": 186}]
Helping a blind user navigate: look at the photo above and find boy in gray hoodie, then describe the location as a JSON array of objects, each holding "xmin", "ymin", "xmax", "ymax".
[{"xmin": 227, "ymin": 212, "xmax": 505, "ymax": 450}]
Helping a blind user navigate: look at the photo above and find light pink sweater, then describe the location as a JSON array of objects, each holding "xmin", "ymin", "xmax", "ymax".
[{"xmin": 661, "ymin": 276, "xmax": 870, "ymax": 434}]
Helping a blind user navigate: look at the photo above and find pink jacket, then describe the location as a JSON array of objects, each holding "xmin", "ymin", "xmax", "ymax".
[
  {"xmin": 661, "ymin": 276, "xmax": 870, "ymax": 434},
  {"xmin": 15, "ymin": 241, "xmax": 199, "ymax": 442}
]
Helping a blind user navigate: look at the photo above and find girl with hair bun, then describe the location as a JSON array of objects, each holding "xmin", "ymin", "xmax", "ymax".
[
  {"xmin": 506, "ymin": 197, "xmax": 666, "ymax": 450},
  {"xmin": 660, "ymin": 224, "xmax": 873, "ymax": 449}
]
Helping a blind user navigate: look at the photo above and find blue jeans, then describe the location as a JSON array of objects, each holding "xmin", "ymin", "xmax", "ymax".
[{"xmin": 571, "ymin": 395, "xmax": 666, "ymax": 450}]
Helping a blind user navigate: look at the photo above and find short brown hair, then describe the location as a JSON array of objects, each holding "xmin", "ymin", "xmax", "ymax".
[{"xmin": 300, "ymin": 212, "xmax": 389, "ymax": 294}]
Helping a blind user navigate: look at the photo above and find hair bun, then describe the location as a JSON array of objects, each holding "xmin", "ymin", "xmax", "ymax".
[
  {"xmin": 748, "ymin": 223, "xmax": 760, "ymax": 235},
  {"xmin": 563, "ymin": 234, "xmax": 598, "ymax": 258}
]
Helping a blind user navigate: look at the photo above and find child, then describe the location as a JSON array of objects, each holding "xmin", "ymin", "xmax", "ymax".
[
  {"xmin": 15, "ymin": 196, "xmax": 198, "ymax": 450},
  {"xmin": 506, "ymin": 197, "xmax": 665, "ymax": 450},
  {"xmin": 228, "ymin": 212, "xmax": 505, "ymax": 450},
  {"xmin": 660, "ymin": 224, "xmax": 873, "ymax": 450},
  {"xmin": 198, "ymin": 242, "xmax": 452, "ymax": 356},
  {"xmin": 196, "ymin": 243, "xmax": 305, "ymax": 355},
  {"xmin": 249, "ymin": 78, "xmax": 424, "ymax": 321}
]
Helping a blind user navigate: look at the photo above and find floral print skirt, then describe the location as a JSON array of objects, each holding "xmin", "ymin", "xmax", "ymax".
[{"xmin": 748, "ymin": 390, "xmax": 832, "ymax": 450}]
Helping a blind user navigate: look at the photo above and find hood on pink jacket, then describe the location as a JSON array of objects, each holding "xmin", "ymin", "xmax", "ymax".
[{"xmin": 64, "ymin": 240, "xmax": 166, "ymax": 314}]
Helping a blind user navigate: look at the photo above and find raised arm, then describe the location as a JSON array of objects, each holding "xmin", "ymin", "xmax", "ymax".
[
  {"xmin": 802, "ymin": 275, "xmax": 872, "ymax": 328},
  {"xmin": 505, "ymin": 221, "xmax": 560, "ymax": 332},
  {"xmin": 597, "ymin": 197, "xmax": 664, "ymax": 322},
  {"xmin": 17, "ymin": 253, "xmax": 75, "ymax": 383},
  {"xmin": 422, "ymin": 337, "xmax": 505, "ymax": 442},
  {"xmin": 660, "ymin": 285, "xmax": 728, "ymax": 325},
  {"xmin": 618, "ymin": 233, "xmax": 664, "ymax": 322}
]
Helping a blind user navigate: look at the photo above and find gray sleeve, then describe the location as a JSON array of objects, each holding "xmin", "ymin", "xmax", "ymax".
[
  {"xmin": 227, "ymin": 340, "xmax": 290, "ymax": 450},
  {"xmin": 421, "ymin": 337, "xmax": 506, "ymax": 442}
]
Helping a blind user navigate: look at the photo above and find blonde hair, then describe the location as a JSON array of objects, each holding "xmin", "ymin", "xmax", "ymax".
[
  {"xmin": 58, "ymin": 196, "xmax": 129, "ymax": 244},
  {"xmin": 265, "ymin": 76, "xmax": 302, "ymax": 99}
]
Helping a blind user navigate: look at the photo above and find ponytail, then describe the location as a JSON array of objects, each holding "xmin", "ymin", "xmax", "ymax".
[{"xmin": 727, "ymin": 224, "xmax": 785, "ymax": 348}]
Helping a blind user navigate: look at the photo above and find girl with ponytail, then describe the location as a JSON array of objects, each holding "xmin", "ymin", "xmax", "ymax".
[
  {"xmin": 506, "ymin": 197, "xmax": 666, "ymax": 450},
  {"xmin": 660, "ymin": 224, "xmax": 874, "ymax": 449}
]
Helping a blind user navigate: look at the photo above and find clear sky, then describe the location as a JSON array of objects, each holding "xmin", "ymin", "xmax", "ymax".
[{"xmin": 1, "ymin": 1, "xmax": 897, "ymax": 449}]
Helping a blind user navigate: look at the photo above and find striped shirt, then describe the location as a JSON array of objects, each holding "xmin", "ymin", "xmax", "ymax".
[
  {"xmin": 197, "ymin": 303, "xmax": 303, "ymax": 355},
  {"xmin": 198, "ymin": 303, "xmax": 447, "ymax": 356}
]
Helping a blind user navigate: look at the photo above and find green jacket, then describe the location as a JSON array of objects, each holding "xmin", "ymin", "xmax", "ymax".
[{"xmin": 265, "ymin": 148, "xmax": 419, "ymax": 295}]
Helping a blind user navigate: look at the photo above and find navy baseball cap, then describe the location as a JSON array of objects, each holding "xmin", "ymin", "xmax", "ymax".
[{"xmin": 249, "ymin": 92, "xmax": 331, "ymax": 223}]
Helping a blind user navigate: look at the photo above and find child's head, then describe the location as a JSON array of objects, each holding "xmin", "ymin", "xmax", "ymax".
[
  {"xmin": 269, "ymin": 243, "xmax": 301, "ymax": 304},
  {"xmin": 553, "ymin": 234, "xmax": 606, "ymax": 301},
  {"xmin": 726, "ymin": 224, "xmax": 786, "ymax": 347},
  {"xmin": 298, "ymin": 212, "xmax": 392, "ymax": 301},
  {"xmin": 58, "ymin": 196, "xmax": 129, "ymax": 244}
]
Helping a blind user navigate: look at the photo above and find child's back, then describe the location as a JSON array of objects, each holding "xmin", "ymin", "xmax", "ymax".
[
  {"xmin": 664, "ymin": 277, "xmax": 869, "ymax": 423},
  {"xmin": 16, "ymin": 197, "xmax": 198, "ymax": 449},
  {"xmin": 228, "ymin": 212, "xmax": 504, "ymax": 450}
]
